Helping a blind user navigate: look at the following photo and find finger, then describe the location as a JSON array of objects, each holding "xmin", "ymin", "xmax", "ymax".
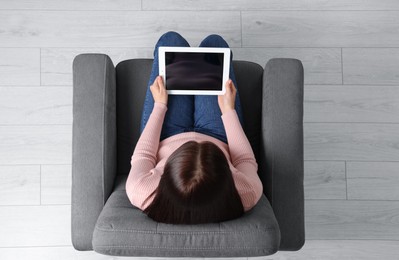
[
  {"xmin": 158, "ymin": 76, "xmax": 165, "ymax": 90},
  {"xmin": 158, "ymin": 75, "xmax": 163, "ymax": 83},
  {"xmin": 226, "ymin": 80, "xmax": 234, "ymax": 94},
  {"xmin": 229, "ymin": 80, "xmax": 237, "ymax": 94},
  {"xmin": 225, "ymin": 79, "xmax": 232, "ymax": 87},
  {"xmin": 224, "ymin": 80, "xmax": 230, "ymax": 92},
  {"xmin": 230, "ymin": 79, "xmax": 236, "ymax": 89},
  {"xmin": 231, "ymin": 80, "xmax": 236, "ymax": 89}
]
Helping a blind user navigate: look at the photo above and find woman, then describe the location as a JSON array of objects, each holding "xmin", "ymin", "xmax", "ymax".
[{"xmin": 126, "ymin": 31, "xmax": 263, "ymax": 224}]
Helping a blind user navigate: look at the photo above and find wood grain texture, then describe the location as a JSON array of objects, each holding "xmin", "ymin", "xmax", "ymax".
[
  {"xmin": 304, "ymin": 161, "xmax": 346, "ymax": 200},
  {"xmin": 269, "ymin": 240, "xmax": 399, "ymax": 260},
  {"xmin": 41, "ymin": 48, "xmax": 153, "ymax": 86},
  {"xmin": 1, "ymin": 241, "xmax": 399, "ymax": 260},
  {"xmin": 233, "ymin": 48, "xmax": 341, "ymax": 85},
  {"xmin": 347, "ymin": 161, "xmax": 399, "ymax": 200},
  {"xmin": 0, "ymin": 247, "xmax": 244, "ymax": 260},
  {"xmin": 343, "ymin": 48, "xmax": 399, "ymax": 85},
  {"xmin": 304, "ymin": 85, "xmax": 399, "ymax": 123},
  {"xmin": 0, "ymin": 0, "xmax": 140, "ymax": 10},
  {"xmin": 0, "ymin": 165, "xmax": 40, "ymax": 205},
  {"xmin": 143, "ymin": 0, "xmax": 399, "ymax": 11},
  {"xmin": 0, "ymin": 125, "xmax": 71, "ymax": 165},
  {"xmin": 0, "ymin": 11, "xmax": 241, "ymax": 48},
  {"xmin": 242, "ymin": 11, "xmax": 399, "ymax": 47},
  {"xmin": 304, "ymin": 123, "xmax": 399, "ymax": 161},
  {"xmin": 0, "ymin": 48, "xmax": 40, "ymax": 85},
  {"xmin": 0, "ymin": 205, "xmax": 70, "ymax": 247},
  {"xmin": 0, "ymin": 247, "xmax": 119, "ymax": 260},
  {"xmin": 305, "ymin": 200, "xmax": 399, "ymax": 240},
  {"xmin": 41, "ymin": 165, "xmax": 71, "ymax": 205},
  {"xmin": 0, "ymin": 87, "xmax": 72, "ymax": 124}
]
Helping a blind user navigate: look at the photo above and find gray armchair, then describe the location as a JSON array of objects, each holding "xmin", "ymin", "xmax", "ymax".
[{"xmin": 72, "ymin": 54, "xmax": 304, "ymax": 257}]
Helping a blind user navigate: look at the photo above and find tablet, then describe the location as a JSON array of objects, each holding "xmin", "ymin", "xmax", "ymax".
[{"xmin": 158, "ymin": 47, "xmax": 231, "ymax": 95}]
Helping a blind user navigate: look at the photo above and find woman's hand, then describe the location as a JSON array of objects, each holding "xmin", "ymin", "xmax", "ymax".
[
  {"xmin": 150, "ymin": 75, "xmax": 168, "ymax": 105},
  {"xmin": 218, "ymin": 79, "xmax": 236, "ymax": 115}
]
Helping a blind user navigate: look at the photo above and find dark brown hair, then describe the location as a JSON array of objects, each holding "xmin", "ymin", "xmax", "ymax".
[{"xmin": 144, "ymin": 141, "xmax": 244, "ymax": 224}]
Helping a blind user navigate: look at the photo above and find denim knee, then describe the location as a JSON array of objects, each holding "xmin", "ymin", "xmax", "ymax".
[
  {"xmin": 157, "ymin": 31, "xmax": 190, "ymax": 47},
  {"xmin": 199, "ymin": 34, "xmax": 229, "ymax": 48}
]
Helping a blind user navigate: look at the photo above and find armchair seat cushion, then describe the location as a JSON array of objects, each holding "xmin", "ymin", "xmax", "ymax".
[{"xmin": 92, "ymin": 175, "xmax": 280, "ymax": 257}]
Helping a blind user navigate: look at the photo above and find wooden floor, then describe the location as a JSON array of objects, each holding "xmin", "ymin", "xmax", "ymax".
[
  {"xmin": 1, "ymin": 0, "xmax": 399, "ymax": 259},
  {"xmin": 1, "ymin": 240, "xmax": 399, "ymax": 260}
]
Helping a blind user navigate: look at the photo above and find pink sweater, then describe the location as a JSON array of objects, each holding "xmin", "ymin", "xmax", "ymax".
[{"xmin": 126, "ymin": 102, "xmax": 263, "ymax": 212}]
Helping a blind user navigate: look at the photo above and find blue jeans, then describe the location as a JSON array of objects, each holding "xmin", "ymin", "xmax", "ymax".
[{"xmin": 140, "ymin": 31, "xmax": 244, "ymax": 143}]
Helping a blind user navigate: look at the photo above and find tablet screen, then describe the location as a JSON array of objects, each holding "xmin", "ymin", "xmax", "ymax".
[{"xmin": 165, "ymin": 52, "xmax": 224, "ymax": 91}]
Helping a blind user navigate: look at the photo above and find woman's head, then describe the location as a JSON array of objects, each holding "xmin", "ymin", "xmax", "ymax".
[{"xmin": 144, "ymin": 141, "xmax": 244, "ymax": 224}]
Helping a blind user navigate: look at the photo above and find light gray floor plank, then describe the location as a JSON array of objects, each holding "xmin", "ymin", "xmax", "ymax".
[
  {"xmin": 41, "ymin": 164, "xmax": 71, "ymax": 205},
  {"xmin": 0, "ymin": 245, "xmax": 245, "ymax": 260},
  {"xmin": 0, "ymin": 205, "xmax": 70, "ymax": 247},
  {"xmin": 304, "ymin": 161, "xmax": 346, "ymax": 200},
  {"xmin": 1, "ymin": 240, "xmax": 399, "ymax": 260},
  {"xmin": 304, "ymin": 85, "xmax": 399, "ymax": 123},
  {"xmin": 347, "ymin": 161, "xmax": 399, "ymax": 200},
  {"xmin": 0, "ymin": 48, "xmax": 40, "ymax": 85},
  {"xmin": 0, "ymin": 11, "xmax": 241, "ymax": 48},
  {"xmin": 233, "ymin": 48, "xmax": 341, "ymax": 85},
  {"xmin": 0, "ymin": 0, "xmax": 140, "ymax": 10},
  {"xmin": 0, "ymin": 246, "xmax": 130, "ymax": 260},
  {"xmin": 143, "ymin": 0, "xmax": 399, "ymax": 11},
  {"xmin": 0, "ymin": 247, "xmax": 112, "ymax": 260},
  {"xmin": 0, "ymin": 165, "xmax": 40, "ymax": 205},
  {"xmin": 0, "ymin": 125, "xmax": 71, "ymax": 165},
  {"xmin": 41, "ymin": 48, "xmax": 153, "ymax": 86},
  {"xmin": 258, "ymin": 240, "xmax": 399, "ymax": 260},
  {"xmin": 343, "ymin": 48, "xmax": 399, "ymax": 85},
  {"xmin": 305, "ymin": 200, "xmax": 399, "ymax": 240},
  {"xmin": 304, "ymin": 123, "xmax": 399, "ymax": 161},
  {"xmin": 242, "ymin": 11, "xmax": 399, "ymax": 47},
  {"xmin": 0, "ymin": 87, "xmax": 72, "ymax": 125}
]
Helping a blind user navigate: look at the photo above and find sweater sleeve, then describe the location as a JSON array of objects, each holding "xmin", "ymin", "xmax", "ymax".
[
  {"xmin": 221, "ymin": 109, "xmax": 263, "ymax": 211},
  {"xmin": 125, "ymin": 102, "xmax": 167, "ymax": 210}
]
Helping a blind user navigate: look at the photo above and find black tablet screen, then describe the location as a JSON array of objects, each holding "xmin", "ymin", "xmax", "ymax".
[{"xmin": 165, "ymin": 52, "xmax": 224, "ymax": 91}]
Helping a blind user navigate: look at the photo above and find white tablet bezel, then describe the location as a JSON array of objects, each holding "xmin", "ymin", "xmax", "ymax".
[{"xmin": 158, "ymin": 46, "xmax": 231, "ymax": 95}]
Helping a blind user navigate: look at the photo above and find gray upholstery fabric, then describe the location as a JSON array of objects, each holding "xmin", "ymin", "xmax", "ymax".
[
  {"xmin": 71, "ymin": 54, "xmax": 305, "ymax": 256},
  {"xmin": 72, "ymin": 54, "xmax": 117, "ymax": 250},
  {"xmin": 92, "ymin": 175, "xmax": 280, "ymax": 257},
  {"xmin": 232, "ymin": 61, "xmax": 264, "ymax": 160},
  {"xmin": 115, "ymin": 59, "xmax": 152, "ymax": 176},
  {"xmin": 261, "ymin": 58, "xmax": 305, "ymax": 250}
]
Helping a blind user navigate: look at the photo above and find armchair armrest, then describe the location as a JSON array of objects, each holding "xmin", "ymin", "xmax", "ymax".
[
  {"xmin": 260, "ymin": 58, "xmax": 305, "ymax": 250},
  {"xmin": 72, "ymin": 54, "xmax": 117, "ymax": 250}
]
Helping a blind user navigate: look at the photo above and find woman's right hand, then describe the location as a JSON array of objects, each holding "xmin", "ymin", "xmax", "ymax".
[{"xmin": 150, "ymin": 75, "xmax": 168, "ymax": 105}]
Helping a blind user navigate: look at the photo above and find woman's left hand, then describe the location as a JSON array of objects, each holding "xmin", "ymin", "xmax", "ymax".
[
  {"xmin": 150, "ymin": 75, "xmax": 168, "ymax": 105},
  {"xmin": 218, "ymin": 79, "xmax": 236, "ymax": 115}
]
